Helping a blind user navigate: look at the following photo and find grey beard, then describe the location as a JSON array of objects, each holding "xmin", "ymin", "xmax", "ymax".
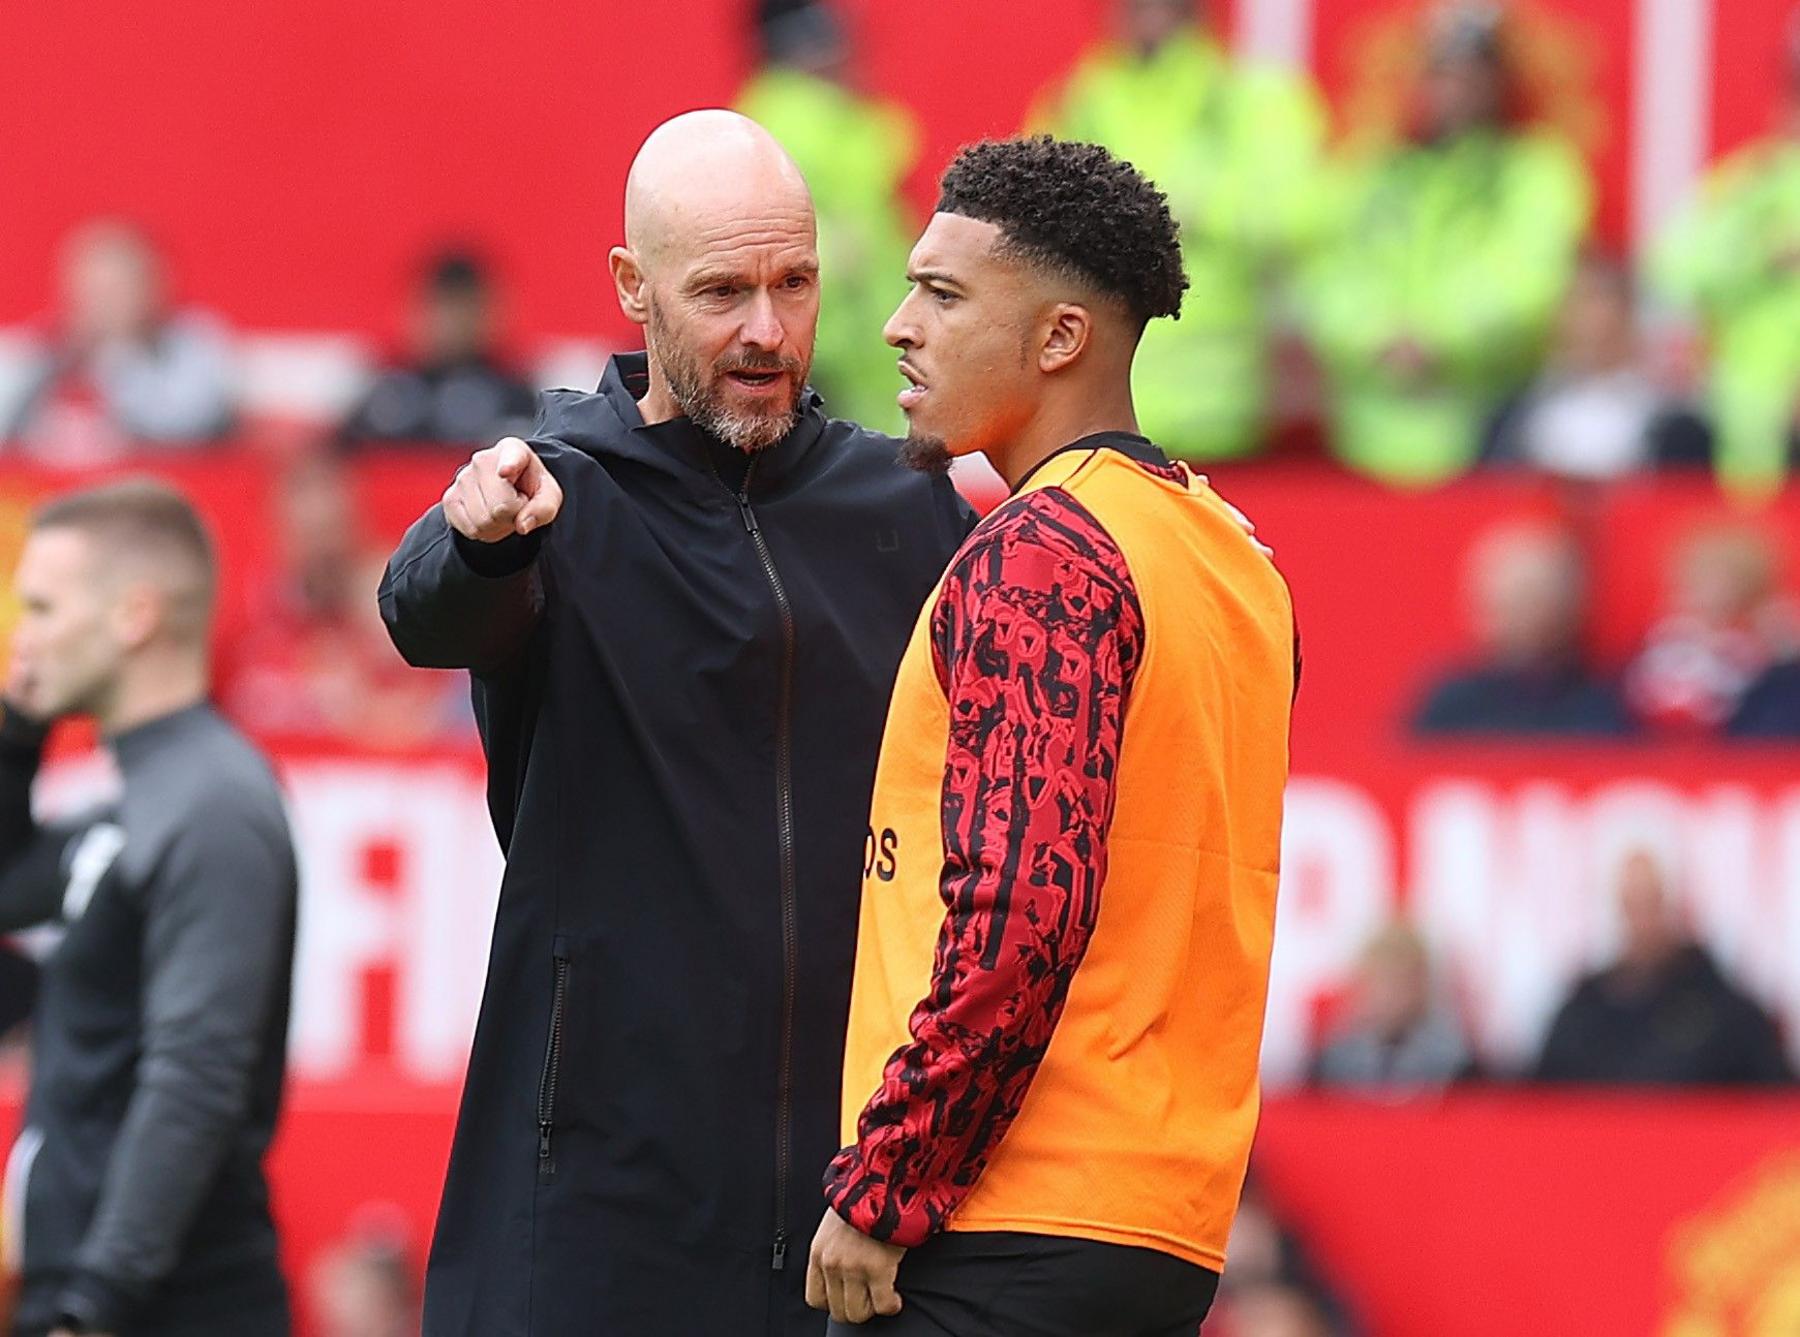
[
  {"xmin": 897, "ymin": 434, "xmax": 953, "ymax": 476},
  {"xmin": 650, "ymin": 308, "xmax": 804, "ymax": 454},
  {"xmin": 683, "ymin": 391, "xmax": 798, "ymax": 454}
]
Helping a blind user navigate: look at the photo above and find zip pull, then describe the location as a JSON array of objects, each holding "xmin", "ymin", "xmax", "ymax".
[
  {"xmin": 736, "ymin": 494, "xmax": 760, "ymax": 536},
  {"xmin": 538, "ymin": 1121, "xmax": 555, "ymax": 1176},
  {"xmin": 770, "ymin": 1231, "xmax": 789, "ymax": 1271}
]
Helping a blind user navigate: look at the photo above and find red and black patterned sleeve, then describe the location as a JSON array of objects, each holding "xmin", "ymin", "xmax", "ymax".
[{"xmin": 823, "ymin": 486, "xmax": 1145, "ymax": 1247}]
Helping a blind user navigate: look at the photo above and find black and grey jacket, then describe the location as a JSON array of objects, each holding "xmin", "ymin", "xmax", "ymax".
[
  {"xmin": 381, "ymin": 353, "xmax": 973, "ymax": 1336},
  {"xmin": 0, "ymin": 702, "xmax": 297, "ymax": 1335}
]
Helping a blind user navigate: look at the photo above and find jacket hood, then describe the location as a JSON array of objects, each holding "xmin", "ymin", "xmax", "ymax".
[{"xmin": 533, "ymin": 351, "xmax": 829, "ymax": 490}]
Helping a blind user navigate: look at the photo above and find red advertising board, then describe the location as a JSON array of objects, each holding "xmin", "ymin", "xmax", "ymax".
[
  {"xmin": 3, "ymin": 1080, "xmax": 1792, "ymax": 1337},
  {"xmin": 1254, "ymin": 1093, "xmax": 1800, "ymax": 1337}
]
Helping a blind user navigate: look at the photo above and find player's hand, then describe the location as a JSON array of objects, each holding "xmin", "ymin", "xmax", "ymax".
[
  {"xmin": 806, "ymin": 1207, "xmax": 905, "ymax": 1323},
  {"xmin": 442, "ymin": 437, "xmax": 563, "ymax": 543},
  {"xmin": 1192, "ymin": 473, "xmax": 1275, "ymax": 558}
]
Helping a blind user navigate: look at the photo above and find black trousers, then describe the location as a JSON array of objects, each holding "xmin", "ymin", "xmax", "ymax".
[{"xmin": 825, "ymin": 1230, "xmax": 1220, "ymax": 1337}]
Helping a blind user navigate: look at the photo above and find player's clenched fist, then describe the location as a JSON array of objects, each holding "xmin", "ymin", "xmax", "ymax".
[{"xmin": 443, "ymin": 437, "xmax": 563, "ymax": 542}]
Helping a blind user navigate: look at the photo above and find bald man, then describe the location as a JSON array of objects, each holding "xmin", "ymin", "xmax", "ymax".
[{"xmin": 380, "ymin": 111, "xmax": 971, "ymax": 1335}]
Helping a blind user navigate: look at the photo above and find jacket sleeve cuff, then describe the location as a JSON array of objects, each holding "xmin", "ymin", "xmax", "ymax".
[
  {"xmin": 822, "ymin": 1144, "xmax": 936, "ymax": 1249},
  {"xmin": 451, "ymin": 528, "xmax": 544, "ymax": 578},
  {"xmin": 57, "ymin": 1270, "xmax": 141, "ymax": 1332}
]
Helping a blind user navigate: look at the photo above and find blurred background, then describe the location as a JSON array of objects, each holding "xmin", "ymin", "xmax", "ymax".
[{"xmin": 3, "ymin": 0, "xmax": 1800, "ymax": 1332}]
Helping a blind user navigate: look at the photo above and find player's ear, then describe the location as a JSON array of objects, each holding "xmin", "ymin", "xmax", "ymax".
[
  {"xmin": 1038, "ymin": 302, "xmax": 1093, "ymax": 375},
  {"xmin": 610, "ymin": 247, "xmax": 651, "ymax": 327}
]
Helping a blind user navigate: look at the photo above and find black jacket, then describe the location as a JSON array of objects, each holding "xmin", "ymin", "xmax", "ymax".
[
  {"xmin": 379, "ymin": 354, "xmax": 972, "ymax": 1336},
  {"xmin": 0, "ymin": 703, "xmax": 296, "ymax": 1336},
  {"xmin": 1535, "ymin": 944, "xmax": 1793, "ymax": 1085},
  {"xmin": 1410, "ymin": 662, "xmax": 1634, "ymax": 737}
]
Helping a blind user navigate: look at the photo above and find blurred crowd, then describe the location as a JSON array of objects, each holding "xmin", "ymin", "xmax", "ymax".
[
  {"xmin": 1312, "ymin": 848, "xmax": 1791, "ymax": 1090},
  {"xmin": 3, "ymin": 0, "xmax": 1797, "ymax": 753},
  {"xmin": 1, "ymin": 0, "xmax": 1797, "ymax": 493},
  {"xmin": 1414, "ymin": 513, "xmax": 1800, "ymax": 737}
]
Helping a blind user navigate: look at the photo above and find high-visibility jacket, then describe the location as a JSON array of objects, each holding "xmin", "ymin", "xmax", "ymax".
[
  {"xmin": 1034, "ymin": 31, "xmax": 1325, "ymax": 460},
  {"xmin": 1297, "ymin": 128, "xmax": 1592, "ymax": 485},
  {"xmin": 1653, "ymin": 137, "xmax": 1800, "ymax": 494},
  {"xmin": 739, "ymin": 68, "xmax": 920, "ymax": 434}
]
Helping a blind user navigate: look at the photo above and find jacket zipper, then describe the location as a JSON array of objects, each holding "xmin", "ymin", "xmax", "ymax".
[
  {"xmin": 718, "ymin": 456, "xmax": 801, "ymax": 1272},
  {"xmin": 538, "ymin": 937, "xmax": 570, "ymax": 1179}
]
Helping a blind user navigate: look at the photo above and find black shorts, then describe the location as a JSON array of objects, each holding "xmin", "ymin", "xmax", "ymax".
[{"xmin": 825, "ymin": 1229, "xmax": 1220, "ymax": 1337}]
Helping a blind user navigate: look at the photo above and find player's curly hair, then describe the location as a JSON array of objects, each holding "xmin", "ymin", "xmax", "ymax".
[{"xmin": 936, "ymin": 135, "xmax": 1187, "ymax": 329}]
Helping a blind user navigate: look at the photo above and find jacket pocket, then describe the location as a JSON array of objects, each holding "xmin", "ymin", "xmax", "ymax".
[{"xmin": 536, "ymin": 936, "xmax": 570, "ymax": 1180}]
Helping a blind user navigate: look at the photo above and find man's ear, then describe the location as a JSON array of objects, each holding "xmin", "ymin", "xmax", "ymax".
[
  {"xmin": 610, "ymin": 246, "xmax": 651, "ymax": 327},
  {"xmin": 110, "ymin": 581, "xmax": 163, "ymax": 653},
  {"xmin": 1038, "ymin": 302, "xmax": 1094, "ymax": 375}
]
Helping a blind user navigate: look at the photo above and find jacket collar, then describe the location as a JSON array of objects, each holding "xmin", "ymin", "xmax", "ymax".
[
  {"xmin": 599, "ymin": 352, "xmax": 828, "ymax": 494},
  {"xmin": 1010, "ymin": 430, "xmax": 1168, "ymax": 494}
]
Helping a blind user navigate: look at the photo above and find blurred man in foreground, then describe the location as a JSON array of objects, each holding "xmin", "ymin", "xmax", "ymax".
[
  {"xmin": 0, "ymin": 481, "xmax": 298, "ymax": 1336},
  {"xmin": 1536, "ymin": 851, "xmax": 1790, "ymax": 1084},
  {"xmin": 810, "ymin": 138, "xmax": 1296, "ymax": 1333},
  {"xmin": 1031, "ymin": 0, "xmax": 1324, "ymax": 461},
  {"xmin": 380, "ymin": 111, "xmax": 970, "ymax": 1334}
]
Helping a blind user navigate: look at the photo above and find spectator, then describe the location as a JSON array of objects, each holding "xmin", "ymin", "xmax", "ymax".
[
  {"xmin": 1297, "ymin": 2, "xmax": 1592, "ymax": 484},
  {"xmin": 1536, "ymin": 850, "xmax": 1791, "ymax": 1084},
  {"xmin": 1626, "ymin": 522, "xmax": 1798, "ymax": 733},
  {"xmin": 1412, "ymin": 519, "xmax": 1631, "ymax": 735},
  {"xmin": 0, "ymin": 218, "xmax": 235, "ymax": 464},
  {"xmin": 1482, "ymin": 251, "xmax": 1711, "ymax": 479},
  {"xmin": 220, "ymin": 455, "xmax": 470, "ymax": 747},
  {"xmin": 1311, "ymin": 921, "xmax": 1476, "ymax": 1091},
  {"xmin": 338, "ymin": 250, "xmax": 536, "ymax": 450},
  {"xmin": 1652, "ymin": 15, "xmax": 1800, "ymax": 494},
  {"xmin": 1211, "ymin": 1177, "xmax": 1355, "ymax": 1337},
  {"xmin": 737, "ymin": 3, "xmax": 919, "ymax": 431},
  {"xmin": 1214, "ymin": 1284, "xmax": 1337, "ymax": 1337},
  {"xmin": 307, "ymin": 1211, "xmax": 420, "ymax": 1337},
  {"xmin": 1729, "ymin": 656, "xmax": 1800, "ymax": 738},
  {"xmin": 1030, "ymin": 0, "xmax": 1324, "ymax": 461}
]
